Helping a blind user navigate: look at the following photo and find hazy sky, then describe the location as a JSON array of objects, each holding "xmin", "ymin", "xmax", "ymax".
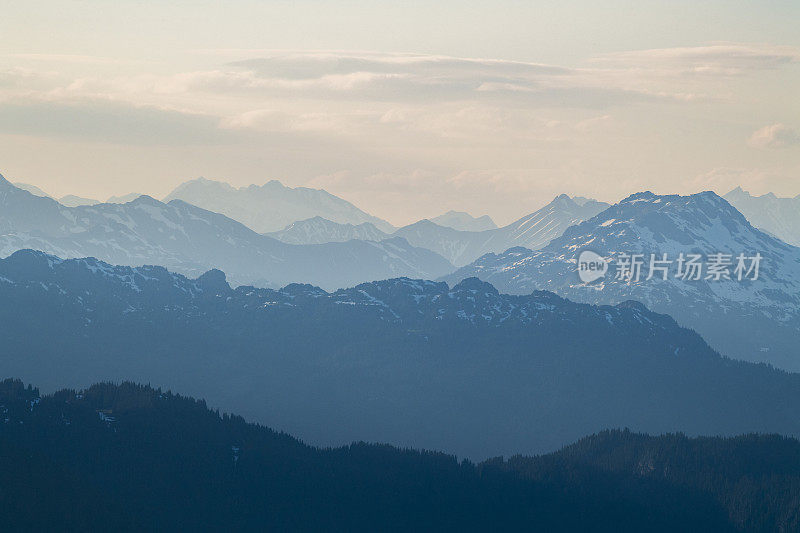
[{"xmin": 1, "ymin": 1, "xmax": 799, "ymax": 225}]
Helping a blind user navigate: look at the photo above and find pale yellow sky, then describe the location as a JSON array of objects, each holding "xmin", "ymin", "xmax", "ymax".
[{"xmin": 1, "ymin": 1, "xmax": 799, "ymax": 225}]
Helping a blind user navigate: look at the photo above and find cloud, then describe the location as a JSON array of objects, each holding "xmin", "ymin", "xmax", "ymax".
[
  {"xmin": 748, "ymin": 124, "xmax": 800, "ymax": 149},
  {"xmin": 6, "ymin": 45, "xmax": 788, "ymax": 139},
  {"xmin": 212, "ymin": 47, "xmax": 795, "ymax": 106},
  {"xmin": 175, "ymin": 52, "xmax": 666, "ymax": 108},
  {"xmin": 232, "ymin": 52, "xmax": 569, "ymax": 80},
  {"xmin": 0, "ymin": 67, "xmax": 62, "ymax": 91},
  {"xmin": 574, "ymin": 114, "xmax": 612, "ymax": 133},
  {"xmin": 593, "ymin": 43, "xmax": 800, "ymax": 75}
]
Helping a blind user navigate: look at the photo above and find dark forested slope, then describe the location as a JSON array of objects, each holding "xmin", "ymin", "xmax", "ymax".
[{"xmin": 5, "ymin": 379, "xmax": 799, "ymax": 532}]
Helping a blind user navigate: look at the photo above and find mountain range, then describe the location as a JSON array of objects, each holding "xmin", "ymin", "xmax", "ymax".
[
  {"xmin": 163, "ymin": 177, "xmax": 396, "ymax": 233},
  {"xmin": 12, "ymin": 181, "xmax": 138, "ymax": 207},
  {"xmin": 4, "ymin": 378, "xmax": 799, "ymax": 531},
  {"xmin": 444, "ymin": 191, "xmax": 800, "ymax": 372},
  {"xmin": 15, "ymin": 175, "xmax": 800, "ymax": 259},
  {"xmin": 0, "ymin": 175, "xmax": 452, "ymax": 289},
  {"xmin": 724, "ymin": 186, "xmax": 800, "ymax": 247},
  {"xmin": 395, "ymin": 194, "xmax": 610, "ymax": 266},
  {"xmin": 9, "ymin": 176, "xmax": 611, "ymax": 267},
  {"xmin": 268, "ymin": 194, "xmax": 609, "ymax": 267},
  {"xmin": 2, "ymin": 249, "xmax": 800, "ymax": 459}
]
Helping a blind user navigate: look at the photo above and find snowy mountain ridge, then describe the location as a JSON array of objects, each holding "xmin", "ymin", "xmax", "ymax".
[
  {"xmin": 0, "ymin": 249, "xmax": 671, "ymax": 333},
  {"xmin": 443, "ymin": 191, "xmax": 800, "ymax": 371}
]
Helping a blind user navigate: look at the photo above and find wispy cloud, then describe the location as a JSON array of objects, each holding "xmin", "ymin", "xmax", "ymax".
[
  {"xmin": 6, "ymin": 45, "xmax": 795, "ymax": 130},
  {"xmin": 233, "ymin": 52, "xmax": 570, "ymax": 79},
  {"xmin": 4, "ymin": 50, "xmax": 695, "ymax": 110},
  {"xmin": 748, "ymin": 124, "xmax": 800, "ymax": 149},
  {"xmin": 593, "ymin": 43, "xmax": 800, "ymax": 74}
]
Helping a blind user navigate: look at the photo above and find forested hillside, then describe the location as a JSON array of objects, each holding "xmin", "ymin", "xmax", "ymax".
[{"xmin": 3, "ymin": 379, "xmax": 798, "ymax": 531}]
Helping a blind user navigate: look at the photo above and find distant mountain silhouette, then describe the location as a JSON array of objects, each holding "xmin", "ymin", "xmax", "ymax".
[
  {"xmin": 430, "ymin": 210, "xmax": 497, "ymax": 231},
  {"xmin": 59, "ymin": 194, "xmax": 101, "ymax": 207},
  {"xmin": 106, "ymin": 192, "xmax": 144, "ymax": 204},
  {"xmin": 724, "ymin": 186, "xmax": 800, "ymax": 247},
  {"xmin": 0, "ymin": 175, "xmax": 453, "ymax": 289},
  {"xmin": 270, "ymin": 195, "xmax": 609, "ymax": 266},
  {"xmin": 164, "ymin": 177, "xmax": 395, "ymax": 233},
  {"xmin": 12, "ymin": 181, "xmax": 51, "ymax": 197},
  {"xmin": 394, "ymin": 195, "xmax": 609, "ymax": 266},
  {"xmin": 266, "ymin": 216, "xmax": 389, "ymax": 244},
  {"xmin": 7, "ymin": 177, "xmax": 604, "ymax": 268},
  {"xmin": 12, "ymin": 180, "xmax": 104, "ymax": 206},
  {"xmin": 1, "ymin": 250, "xmax": 799, "ymax": 459}
]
